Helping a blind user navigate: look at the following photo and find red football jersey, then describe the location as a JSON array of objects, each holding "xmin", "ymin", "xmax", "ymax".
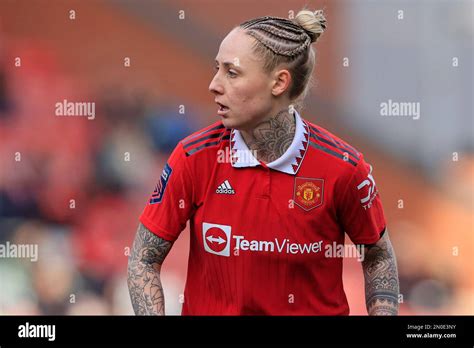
[{"xmin": 139, "ymin": 111, "xmax": 386, "ymax": 315}]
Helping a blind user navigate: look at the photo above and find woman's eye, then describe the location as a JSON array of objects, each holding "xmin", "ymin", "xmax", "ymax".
[{"xmin": 227, "ymin": 70, "xmax": 237, "ymax": 77}]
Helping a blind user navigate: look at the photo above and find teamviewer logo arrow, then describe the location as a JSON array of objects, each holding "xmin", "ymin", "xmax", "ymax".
[
  {"xmin": 206, "ymin": 235, "xmax": 226, "ymax": 244},
  {"xmin": 202, "ymin": 223, "xmax": 231, "ymax": 257}
]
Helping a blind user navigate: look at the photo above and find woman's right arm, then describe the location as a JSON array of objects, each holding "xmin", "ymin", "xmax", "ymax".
[{"xmin": 127, "ymin": 223, "xmax": 173, "ymax": 315}]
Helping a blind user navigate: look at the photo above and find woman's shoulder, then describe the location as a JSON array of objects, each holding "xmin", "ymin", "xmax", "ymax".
[
  {"xmin": 305, "ymin": 120, "xmax": 359, "ymax": 152},
  {"xmin": 304, "ymin": 119, "xmax": 363, "ymax": 169},
  {"xmin": 179, "ymin": 121, "xmax": 231, "ymax": 157}
]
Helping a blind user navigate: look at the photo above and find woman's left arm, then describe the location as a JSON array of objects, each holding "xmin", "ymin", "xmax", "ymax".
[{"xmin": 361, "ymin": 230, "xmax": 400, "ymax": 315}]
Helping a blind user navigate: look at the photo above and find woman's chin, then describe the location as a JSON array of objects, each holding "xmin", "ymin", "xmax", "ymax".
[
  {"xmin": 220, "ymin": 117, "xmax": 235, "ymax": 129},
  {"xmin": 221, "ymin": 117, "xmax": 254, "ymax": 132}
]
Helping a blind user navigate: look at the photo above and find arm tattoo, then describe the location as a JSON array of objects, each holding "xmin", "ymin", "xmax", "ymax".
[
  {"xmin": 127, "ymin": 223, "xmax": 173, "ymax": 315},
  {"xmin": 241, "ymin": 108, "xmax": 296, "ymax": 163},
  {"xmin": 362, "ymin": 232, "xmax": 400, "ymax": 315}
]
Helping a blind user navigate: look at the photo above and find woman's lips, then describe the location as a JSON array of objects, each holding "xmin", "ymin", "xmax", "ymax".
[{"xmin": 216, "ymin": 102, "xmax": 230, "ymax": 116}]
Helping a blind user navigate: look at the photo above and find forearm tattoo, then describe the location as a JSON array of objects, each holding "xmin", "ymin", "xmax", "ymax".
[
  {"xmin": 242, "ymin": 108, "xmax": 296, "ymax": 163},
  {"xmin": 127, "ymin": 223, "xmax": 172, "ymax": 315},
  {"xmin": 362, "ymin": 233, "xmax": 400, "ymax": 315}
]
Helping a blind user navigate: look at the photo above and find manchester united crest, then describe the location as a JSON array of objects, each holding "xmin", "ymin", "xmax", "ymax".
[{"xmin": 294, "ymin": 177, "xmax": 324, "ymax": 211}]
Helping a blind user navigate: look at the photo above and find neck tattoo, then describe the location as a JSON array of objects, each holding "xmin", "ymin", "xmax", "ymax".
[{"xmin": 241, "ymin": 109, "xmax": 296, "ymax": 163}]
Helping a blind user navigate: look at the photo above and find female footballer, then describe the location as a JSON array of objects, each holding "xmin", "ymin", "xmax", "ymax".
[{"xmin": 127, "ymin": 9, "xmax": 400, "ymax": 315}]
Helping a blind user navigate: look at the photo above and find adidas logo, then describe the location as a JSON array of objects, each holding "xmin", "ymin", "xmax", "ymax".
[{"xmin": 216, "ymin": 180, "xmax": 235, "ymax": 195}]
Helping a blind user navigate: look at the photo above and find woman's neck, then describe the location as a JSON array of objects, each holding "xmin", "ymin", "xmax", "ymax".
[{"xmin": 239, "ymin": 108, "xmax": 296, "ymax": 164}]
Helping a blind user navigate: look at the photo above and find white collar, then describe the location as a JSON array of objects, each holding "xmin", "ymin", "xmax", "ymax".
[{"xmin": 230, "ymin": 110, "xmax": 310, "ymax": 175}]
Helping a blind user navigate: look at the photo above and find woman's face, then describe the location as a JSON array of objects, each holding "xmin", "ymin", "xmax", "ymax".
[{"xmin": 209, "ymin": 28, "xmax": 279, "ymax": 131}]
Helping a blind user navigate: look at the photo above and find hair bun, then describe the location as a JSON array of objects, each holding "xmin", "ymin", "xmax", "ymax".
[{"xmin": 294, "ymin": 9, "xmax": 327, "ymax": 43}]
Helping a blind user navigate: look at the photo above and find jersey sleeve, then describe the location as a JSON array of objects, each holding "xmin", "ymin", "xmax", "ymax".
[
  {"xmin": 139, "ymin": 142, "xmax": 195, "ymax": 242},
  {"xmin": 337, "ymin": 155, "xmax": 386, "ymax": 245}
]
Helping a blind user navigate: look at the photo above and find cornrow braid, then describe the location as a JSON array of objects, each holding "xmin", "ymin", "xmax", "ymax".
[
  {"xmin": 240, "ymin": 16, "xmax": 311, "ymax": 57},
  {"xmin": 238, "ymin": 10, "xmax": 327, "ymax": 105}
]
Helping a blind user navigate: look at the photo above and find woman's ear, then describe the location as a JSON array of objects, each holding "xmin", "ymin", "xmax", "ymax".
[{"xmin": 271, "ymin": 69, "xmax": 291, "ymax": 96}]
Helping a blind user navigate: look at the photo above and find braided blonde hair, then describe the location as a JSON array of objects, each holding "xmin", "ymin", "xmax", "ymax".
[{"xmin": 239, "ymin": 9, "xmax": 327, "ymax": 105}]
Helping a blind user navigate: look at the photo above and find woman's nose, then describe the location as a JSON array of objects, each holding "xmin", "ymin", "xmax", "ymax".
[{"xmin": 209, "ymin": 74, "xmax": 223, "ymax": 95}]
